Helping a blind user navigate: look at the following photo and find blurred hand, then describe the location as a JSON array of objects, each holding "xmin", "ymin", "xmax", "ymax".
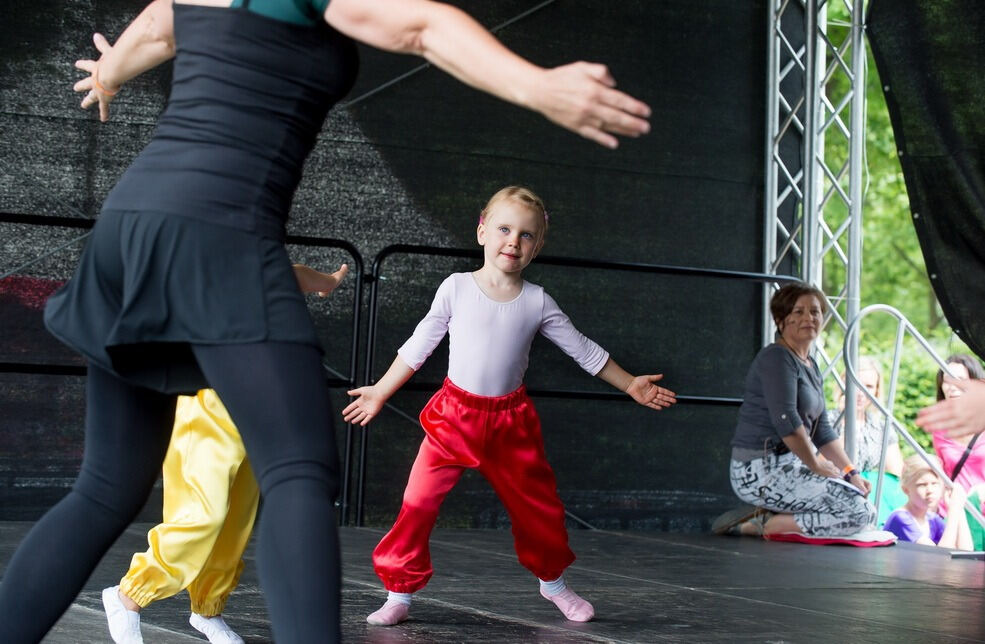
[
  {"xmin": 531, "ymin": 62, "xmax": 651, "ymax": 149},
  {"xmin": 916, "ymin": 377, "xmax": 985, "ymax": 438},
  {"xmin": 849, "ymin": 473, "xmax": 872, "ymax": 497},
  {"xmin": 293, "ymin": 263, "xmax": 349, "ymax": 296},
  {"xmin": 74, "ymin": 33, "xmax": 118, "ymax": 122},
  {"xmin": 812, "ymin": 460, "xmax": 841, "ymax": 479}
]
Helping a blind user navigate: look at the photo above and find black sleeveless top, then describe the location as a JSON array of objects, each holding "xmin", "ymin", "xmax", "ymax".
[
  {"xmin": 44, "ymin": 3, "xmax": 359, "ymax": 393},
  {"xmin": 103, "ymin": 2, "xmax": 358, "ymax": 238}
]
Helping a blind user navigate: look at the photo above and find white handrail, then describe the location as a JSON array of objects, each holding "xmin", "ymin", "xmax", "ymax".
[{"xmin": 843, "ymin": 304, "xmax": 985, "ymax": 539}]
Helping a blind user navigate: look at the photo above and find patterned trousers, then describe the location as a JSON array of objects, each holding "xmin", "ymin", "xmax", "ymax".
[{"xmin": 730, "ymin": 451, "xmax": 876, "ymax": 536}]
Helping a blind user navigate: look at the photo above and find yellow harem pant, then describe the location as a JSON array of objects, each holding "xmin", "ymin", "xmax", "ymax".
[{"xmin": 119, "ymin": 389, "xmax": 259, "ymax": 616}]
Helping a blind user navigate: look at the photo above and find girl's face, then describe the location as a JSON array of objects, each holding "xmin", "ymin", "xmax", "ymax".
[
  {"xmin": 905, "ymin": 471, "xmax": 942, "ymax": 512},
  {"xmin": 477, "ymin": 200, "xmax": 545, "ymax": 275},
  {"xmin": 942, "ymin": 362, "xmax": 971, "ymax": 399},
  {"xmin": 780, "ymin": 294, "xmax": 824, "ymax": 346}
]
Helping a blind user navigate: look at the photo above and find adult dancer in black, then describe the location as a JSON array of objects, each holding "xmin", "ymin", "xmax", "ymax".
[{"xmin": 0, "ymin": 1, "xmax": 651, "ymax": 641}]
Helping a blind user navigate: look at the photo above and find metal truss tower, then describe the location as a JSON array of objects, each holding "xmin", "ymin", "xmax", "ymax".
[{"xmin": 763, "ymin": 0, "xmax": 868, "ymax": 456}]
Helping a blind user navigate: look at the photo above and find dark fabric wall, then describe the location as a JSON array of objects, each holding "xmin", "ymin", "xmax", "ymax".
[
  {"xmin": 1, "ymin": 1, "xmax": 769, "ymax": 530},
  {"xmin": 868, "ymin": 1, "xmax": 985, "ymax": 360}
]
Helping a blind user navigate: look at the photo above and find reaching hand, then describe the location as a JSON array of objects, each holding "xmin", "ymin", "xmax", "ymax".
[
  {"xmin": 812, "ymin": 460, "xmax": 841, "ymax": 479},
  {"xmin": 531, "ymin": 62, "xmax": 651, "ymax": 149},
  {"xmin": 626, "ymin": 374, "xmax": 676, "ymax": 410},
  {"xmin": 74, "ymin": 33, "xmax": 118, "ymax": 122},
  {"xmin": 342, "ymin": 386, "xmax": 386, "ymax": 426},
  {"xmin": 849, "ymin": 473, "xmax": 872, "ymax": 497},
  {"xmin": 916, "ymin": 377, "xmax": 985, "ymax": 438},
  {"xmin": 293, "ymin": 263, "xmax": 349, "ymax": 297}
]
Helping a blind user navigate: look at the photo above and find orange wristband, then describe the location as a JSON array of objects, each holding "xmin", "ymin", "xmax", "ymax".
[
  {"xmin": 842, "ymin": 464, "xmax": 856, "ymax": 475},
  {"xmin": 93, "ymin": 70, "xmax": 119, "ymax": 96}
]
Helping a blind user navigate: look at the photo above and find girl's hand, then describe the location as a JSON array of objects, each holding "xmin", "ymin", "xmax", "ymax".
[
  {"xmin": 74, "ymin": 33, "xmax": 119, "ymax": 122},
  {"xmin": 342, "ymin": 386, "xmax": 385, "ymax": 426},
  {"xmin": 947, "ymin": 481, "xmax": 969, "ymax": 508},
  {"xmin": 293, "ymin": 263, "xmax": 349, "ymax": 296},
  {"xmin": 530, "ymin": 62, "xmax": 651, "ymax": 149},
  {"xmin": 626, "ymin": 374, "xmax": 676, "ymax": 410},
  {"xmin": 916, "ymin": 377, "xmax": 985, "ymax": 438}
]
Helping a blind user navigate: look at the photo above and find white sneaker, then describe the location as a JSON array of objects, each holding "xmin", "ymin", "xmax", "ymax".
[
  {"xmin": 101, "ymin": 586, "xmax": 143, "ymax": 644},
  {"xmin": 189, "ymin": 613, "xmax": 245, "ymax": 644}
]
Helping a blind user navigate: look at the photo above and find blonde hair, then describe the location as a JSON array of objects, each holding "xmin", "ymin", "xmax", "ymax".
[
  {"xmin": 839, "ymin": 357, "xmax": 883, "ymax": 405},
  {"xmin": 480, "ymin": 186, "xmax": 549, "ymax": 235},
  {"xmin": 900, "ymin": 453, "xmax": 942, "ymax": 490}
]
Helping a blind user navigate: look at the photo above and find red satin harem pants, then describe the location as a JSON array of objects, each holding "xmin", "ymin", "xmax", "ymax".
[{"xmin": 372, "ymin": 378, "xmax": 575, "ymax": 593}]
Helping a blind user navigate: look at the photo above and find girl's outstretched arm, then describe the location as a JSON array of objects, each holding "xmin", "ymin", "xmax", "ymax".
[
  {"xmin": 73, "ymin": 0, "xmax": 176, "ymax": 121},
  {"xmin": 323, "ymin": 0, "xmax": 651, "ymax": 149},
  {"xmin": 342, "ymin": 356, "xmax": 416, "ymax": 426},
  {"xmin": 595, "ymin": 358, "xmax": 677, "ymax": 410}
]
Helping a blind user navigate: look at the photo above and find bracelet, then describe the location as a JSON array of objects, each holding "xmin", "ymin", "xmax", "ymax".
[
  {"xmin": 842, "ymin": 463, "xmax": 856, "ymax": 475},
  {"xmin": 843, "ymin": 468, "xmax": 859, "ymax": 481},
  {"xmin": 93, "ymin": 70, "xmax": 119, "ymax": 96}
]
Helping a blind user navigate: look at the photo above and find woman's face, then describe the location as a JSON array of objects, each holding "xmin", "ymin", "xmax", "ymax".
[
  {"xmin": 780, "ymin": 294, "xmax": 823, "ymax": 346},
  {"xmin": 942, "ymin": 362, "xmax": 971, "ymax": 399},
  {"xmin": 855, "ymin": 368, "xmax": 879, "ymax": 409}
]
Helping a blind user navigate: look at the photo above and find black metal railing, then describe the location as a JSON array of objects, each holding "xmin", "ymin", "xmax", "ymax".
[{"xmin": 3, "ymin": 217, "xmax": 805, "ymax": 527}]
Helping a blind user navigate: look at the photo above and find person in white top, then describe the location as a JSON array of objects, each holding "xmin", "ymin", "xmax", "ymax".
[{"xmin": 343, "ymin": 186, "xmax": 677, "ymax": 627}]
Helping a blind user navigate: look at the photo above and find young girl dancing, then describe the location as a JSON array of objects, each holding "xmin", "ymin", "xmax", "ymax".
[{"xmin": 342, "ymin": 186, "xmax": 677, "ymax": 626}]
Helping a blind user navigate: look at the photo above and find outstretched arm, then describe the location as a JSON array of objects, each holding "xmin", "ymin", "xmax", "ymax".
[
  {"xmin": 595, "ymin": 358, "xmax": 676, "ymax": 410},
  {"xmin": 324, "ymin": 0, "xmax": 651, "ymax": 148},
  {"xmin": 74, "ymin": 0, "xmax": 176, "ymax": 121},
  {"xmin": 342, "ymin": 356, "xmax": 416, "ymax": 426},
  {"xmin": 917, "ymin": 377, "xmax": 985, "ymax": 438}
]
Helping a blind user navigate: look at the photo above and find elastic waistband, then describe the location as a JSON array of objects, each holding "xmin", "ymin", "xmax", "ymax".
[{"xmin": 439, "ymin": 378, "xmax": 528, "ymax": 411}]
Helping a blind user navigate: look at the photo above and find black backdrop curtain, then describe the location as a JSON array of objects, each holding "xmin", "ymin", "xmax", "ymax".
[{"xmin": 868, "ymin": 1, "xmax": 985, "ymax": 359}]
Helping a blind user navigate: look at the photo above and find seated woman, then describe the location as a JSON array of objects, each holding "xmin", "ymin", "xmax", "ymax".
[
  {"xmin": 884, "ymin": 454, "xmax": 973, "ymax": 550},
  {"xmin": 714, "ymin": 282, "xmax": 876, "ymax": 538}
]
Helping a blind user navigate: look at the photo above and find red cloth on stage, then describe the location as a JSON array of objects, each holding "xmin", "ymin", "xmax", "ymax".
[{"xmin": 373, "ymin": 378, "xmax": 575, "ymax": 593}]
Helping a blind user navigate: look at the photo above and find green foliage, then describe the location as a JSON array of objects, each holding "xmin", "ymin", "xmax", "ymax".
[{"xmin": 883, "ymin": 349, "xmax": 939, "ymax": 455}]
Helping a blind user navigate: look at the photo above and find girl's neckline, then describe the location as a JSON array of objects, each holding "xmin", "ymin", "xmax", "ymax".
[{"xmin": 469, "ymin": 272, "xmax": 524, "ymax": 304}]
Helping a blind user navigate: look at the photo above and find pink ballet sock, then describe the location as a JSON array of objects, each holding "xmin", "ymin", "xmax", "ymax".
[
  {"xmin": 540, "ymin": 586, "xmax": 595, "ymax": 622},
  {"xmin": 366, "ymin": 598, "xmax": 411, "ymax": 626}
]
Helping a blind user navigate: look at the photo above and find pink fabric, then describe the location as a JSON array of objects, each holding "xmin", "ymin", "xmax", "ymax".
[
  {"xmin": 765, "ymin": 532, "xmax": 896, "ymax": 547},
  {"xmin": 372, "ymin": 380, "xmax": 575, "ymax": 593},
  {"xmin": 932, "ymin": 431, "xmax": 985, "ymax": 515},
  {"xmin": 398, "ymin": 273, "xmax": 609, "ymax": 396},
  {"xmin": 540, "ymin": 587, "xmax": 594, "ymax": 622}
]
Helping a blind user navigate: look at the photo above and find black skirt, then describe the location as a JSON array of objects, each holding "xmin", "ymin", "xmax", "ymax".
[{"xmin": 44, "ymin": 209, "xmax": 321, "ymax": 394}]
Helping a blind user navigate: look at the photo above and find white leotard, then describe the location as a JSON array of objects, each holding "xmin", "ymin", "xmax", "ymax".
[{"xmin": 398, "ymin": 272, "xmax": 609, "ymax": 397}]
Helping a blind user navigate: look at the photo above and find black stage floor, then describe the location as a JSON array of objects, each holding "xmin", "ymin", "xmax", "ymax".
[{"xmin": 1, "ymin": 522, "xmax": 983, "ymax": 643}]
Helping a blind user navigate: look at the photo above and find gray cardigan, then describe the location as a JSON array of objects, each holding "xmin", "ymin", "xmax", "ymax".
[{"xmin": 730, "ymin": 343, "xmax": 836, "ymax": 457}]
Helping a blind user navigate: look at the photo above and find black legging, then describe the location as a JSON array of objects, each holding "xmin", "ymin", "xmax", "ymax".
[{"xmin": 0, "ymin": 341, "xmax": 341, "ymax": 643}]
